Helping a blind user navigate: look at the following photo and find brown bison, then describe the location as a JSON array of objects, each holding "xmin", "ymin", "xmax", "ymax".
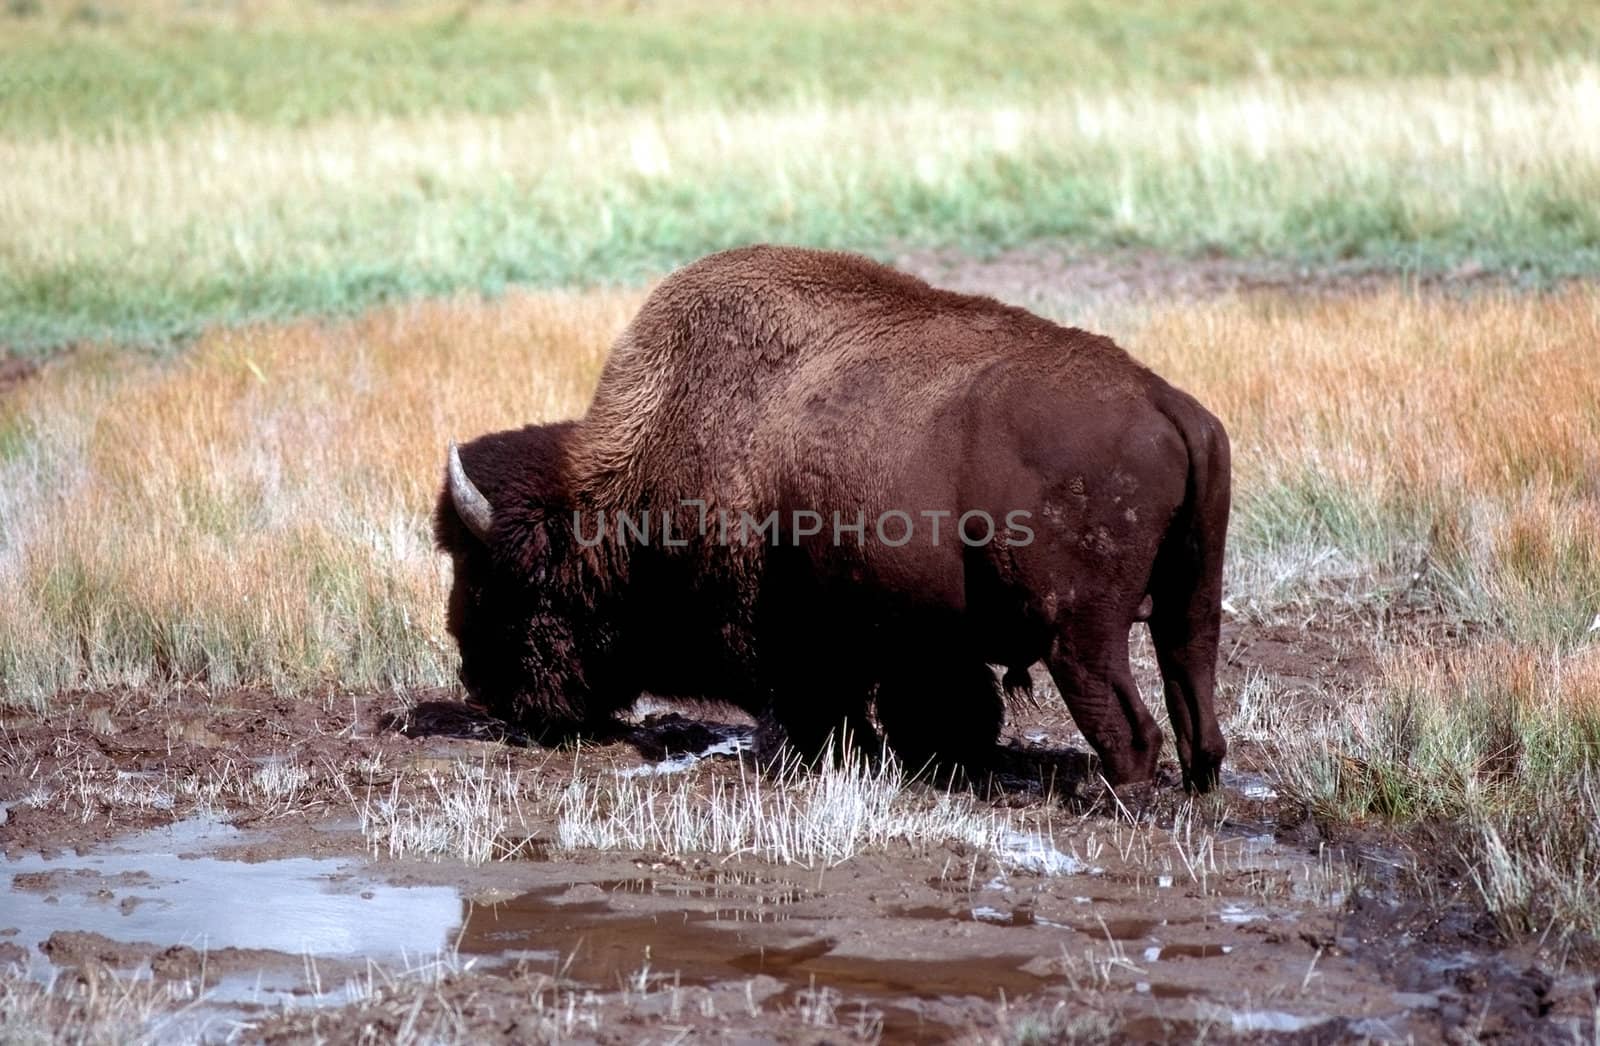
[{"xmin": 436, "ymin": 246, "xmax": 1230, "ymax": 790}]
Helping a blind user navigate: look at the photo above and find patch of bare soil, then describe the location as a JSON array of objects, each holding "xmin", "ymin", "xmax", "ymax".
[
  {"xmin": 38, "ymin": 930, "xmax": 153, "ymax": 971},
  {"xmin": 0, "ymin": 355, "xmax": 39, "ymax": 398},
  {"xmin": 894, "ymin": 244, "xmax": 1542, "ymax": 317},
  {"xmin": 1, "ymin": 617, "xmax": 1595, "ymax": 1043},
  {"xmin": 31, "ymin": 929, "xmax": 304, "ymax": 987}
]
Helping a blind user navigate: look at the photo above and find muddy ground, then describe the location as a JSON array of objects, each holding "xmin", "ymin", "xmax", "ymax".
[{"xmin": 3, "ymin": 615, "xmax": 1597, "ymax": 1044}]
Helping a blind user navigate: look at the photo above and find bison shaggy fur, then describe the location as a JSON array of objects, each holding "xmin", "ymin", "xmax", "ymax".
[{"xmin": 436, "ymin": 246, "xmax": 1231, "ymax": 790}]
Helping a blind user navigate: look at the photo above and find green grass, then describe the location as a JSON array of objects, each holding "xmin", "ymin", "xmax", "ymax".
[
  {"xmin": 1273, "ymin": 645, "xmax": 1600, "ymax": 941},
  {"xmin": 1, "ymin": 1, "xmax": 1597, "ymax": 351},
  {"xmin": 4, "ymin": 0, "xmax": 1596, "ymax": 137},
  {"xmin": 5, "ymin": 66, "xmax": 1599, "ymax": 353},
  {"xmin": 10, "ymin": 171, "xmax": 1590, "ymax": 353}
]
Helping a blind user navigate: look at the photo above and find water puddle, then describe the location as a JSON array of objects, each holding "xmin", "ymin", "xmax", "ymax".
[
  {"xmin": 3, "ymin": 818, "xmax": 459, "ymax": 961},
  {"xmin": 1142, "ymin": 942, "xmax": 1233, "ymax": 961},
  {"xmin": 892, "ymin": 904, "xmax": 1212, "ymax": 940},
  {"xmin": 0, "ymin": 810, "xmax": 1420, "ymax": 1042},
  {"xmin": 1223, "ymin": 769, "xmax": 1280, "ymax": 801},
  {"xmin": 1, "ymin": 819, "xmax": 1033, "ymax": 1040},
  {"xmin": 1218, "ymin": 903, "xmax": 1262, "ymax": 924},
  {"xmin": 969, "ymin": 904, "xmax": 1038, "ymax": 926},
  {"xmin": 1, "ymin": 816, "xmax": 463, "ymax": 1028},
  {"xmin": 588, "ymin": 874, "xmax": 807, "ymax": 908},
  {"xmin": 1079, "ymin": 915, "xmax": 1199, "ymax": 940},
  {"xmin": 615, "ymin": 725, "xmax": 753, "ymax": 777},
  {"xmin": 458, "ymin": 883, "xmax": 1043, "ymax": 1039}
]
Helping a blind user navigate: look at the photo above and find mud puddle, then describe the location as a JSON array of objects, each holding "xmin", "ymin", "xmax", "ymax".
[
  {"xmin": 1, "ymin": 811, "xmax": 1372, "ymax": 1041},
  {"xmin": 2, "ymin": 816, "xmax": 463, "ymax": 1033},
  {"xmin": 5, "ymin": 817, "xmax": 460, "ymax": 958},
  {"xmin": 4, "ymin": 684, "xmax": 1595, "ymax": 1041},
  {"xmin": 458, "ymin": 880, "xmax": 1053, "ymax": 1040}
]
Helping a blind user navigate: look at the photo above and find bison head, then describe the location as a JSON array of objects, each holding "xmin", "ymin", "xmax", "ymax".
[{"xmin": 435, "ymin": 422, "xmax": 626, "ymax": 737}]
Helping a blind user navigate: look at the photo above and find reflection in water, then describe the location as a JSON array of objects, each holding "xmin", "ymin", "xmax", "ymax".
[
  {"xmin": 2, "ymin": 817, "xmax": 466, "ymax": 1038},
  {"xmin": 3, "ymin": 817, "xmax": 1348, "ymax": 1042},
  {"xmin": 456, "ymin": 881, "xmax": 1048, "ymax": 1040},
  {"xmin": 2, "ymin": 817, "xmax": 460, "ymax": 962}
]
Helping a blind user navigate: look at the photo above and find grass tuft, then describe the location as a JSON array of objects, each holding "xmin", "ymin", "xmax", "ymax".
[
  {"xmin": 354, "ymin": 743, "xmax": 1035, "ymax": 869},
  {"xmin": 551, "ymin": 745, "xmax": 1016, "ymax": 866},
  {"xmin": 1271, "ymin": 643, "xmax": 1600, "ymax": 939}
]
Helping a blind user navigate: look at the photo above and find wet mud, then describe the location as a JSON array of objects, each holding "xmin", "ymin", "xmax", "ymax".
[
  {"xmin": 2, "ymin": 617, "xmax": 1597, "ymax": 1041},
  {"xmin": 4, "ymin": 795, "xmax": 1591, "ymax": 1042}
]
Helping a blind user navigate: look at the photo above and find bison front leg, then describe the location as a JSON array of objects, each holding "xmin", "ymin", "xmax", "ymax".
[
  {"xmin": 756, "ymin": 637, "xmax": 881, "ymax": 767},
  {"xmin": 755, "ymin": 695, "xmax": 880, "ymax": 767},
  {"xmin": 1046, "ymin": 618, "xmax": 1163, "ymax": 788},
  {"xmin": 875, "ymin": 658, "xmax": 1003, "ymax": 778}
]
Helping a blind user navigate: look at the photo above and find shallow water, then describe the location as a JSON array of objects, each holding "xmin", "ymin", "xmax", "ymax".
[
  {"xmin": 1221, "ymin": 768, "xmax": 1280, "ymax": 801},
  {"xmin": 2, "ymin": 815, "xmax": 467, "ymax": 1037},
  {"xmin": 3, "ymin": 817, "xmax": 460, "ymax": 964},
  {"xmin": 0, "ymin": 804, "xmax": 1467, "ymax": 1043}
]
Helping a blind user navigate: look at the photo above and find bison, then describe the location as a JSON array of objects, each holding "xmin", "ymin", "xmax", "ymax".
[{"xmin": 436, "ymin": 246, "xmax": 1230, "ymax": 791}]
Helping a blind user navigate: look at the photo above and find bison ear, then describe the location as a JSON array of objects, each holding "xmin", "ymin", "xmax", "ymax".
[
  {"xmin": 494, "ymin": 510, "xmax": 555, "ymax": 585},
  {"xmin": 447, "ymin": 441, "xmax": 495, "ymax": 542},
  {"xmin": 527, "ymin": 517, "xmax": 553, "ymax": 584}
]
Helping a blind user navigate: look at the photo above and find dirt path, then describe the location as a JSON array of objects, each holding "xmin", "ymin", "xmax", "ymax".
[{"xmin": 894, "ymin": 244, "xmax": 1541, "ymax": 321}]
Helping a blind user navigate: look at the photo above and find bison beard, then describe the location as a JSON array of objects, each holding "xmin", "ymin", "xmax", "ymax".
[{"xmin": 435, "ymin": 246, "xmax": 1231, "ymax": 791}]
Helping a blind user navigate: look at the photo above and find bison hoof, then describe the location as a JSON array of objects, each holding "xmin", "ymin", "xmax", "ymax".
[
  {"xmin": 1181, "ymin": 756, "xmax": 1224, "ymax": 794},
  {"xmin": 1094, "ymin": 746, "xmax": 1160, "ymax": 791}
]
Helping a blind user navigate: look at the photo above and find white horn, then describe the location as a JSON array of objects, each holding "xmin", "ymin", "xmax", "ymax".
[{"xmin": 447, "ymin": 441, "xmax": 494, "ymax": 541}]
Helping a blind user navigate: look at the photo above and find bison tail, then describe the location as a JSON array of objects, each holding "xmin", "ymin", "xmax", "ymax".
[{"xmin": 1148, "ymin": 389, "xmax": 1231, "ymax": 792}]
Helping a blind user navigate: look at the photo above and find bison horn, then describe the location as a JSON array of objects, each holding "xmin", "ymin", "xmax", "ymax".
[{"xmin": 447, "ymin": 441, "xmax": 494, "ymax": 541}]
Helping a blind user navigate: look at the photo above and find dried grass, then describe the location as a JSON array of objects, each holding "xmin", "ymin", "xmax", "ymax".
[
  {"xmin": 1268, "ymin": 640, "xmax": 1600, "ymax": 939},
  {"xmin": 0, "ymin": 289, "xmax": 632, "ymax": 703},
  {"xmin": 4, "ymin": 285, "xmax": 1596, "ymax": 703},
  {"xmin": 1134, "ymin": 287, "xmax": 1600, "ymax": 636},
  {"xmin": 352, "ymin": 745, "xmax": 1035, "ymax": 869}
]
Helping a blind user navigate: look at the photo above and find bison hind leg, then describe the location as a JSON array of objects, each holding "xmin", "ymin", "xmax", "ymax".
[{"xmin": 876, "ymin": 659, "xmax": 1004, "ymax": 778}]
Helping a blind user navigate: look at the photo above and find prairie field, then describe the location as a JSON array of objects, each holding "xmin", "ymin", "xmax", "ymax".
[
  {"xmin": 2, "ymin": 1, "xmax": 1599, "ymax": 1042},
  {"xmin": 5, "ymin": 288, "xmax": 1599, "ymax": 700},
  {"xmin": 4, "ymin": 1, "xmax": 1600, "ymax": 350}
]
